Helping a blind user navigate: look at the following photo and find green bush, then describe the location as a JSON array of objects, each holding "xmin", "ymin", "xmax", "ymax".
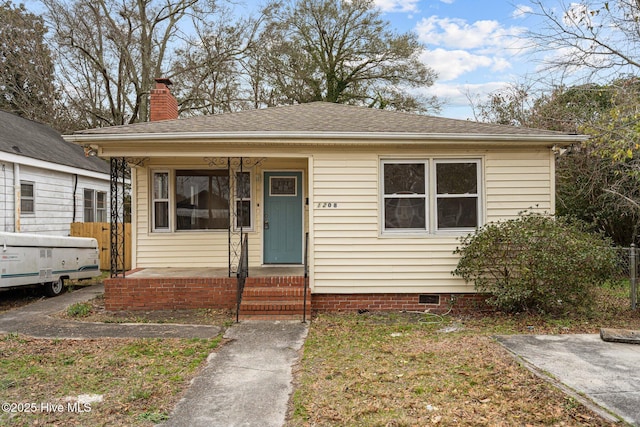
[{"xmin": 452, "ymin": 212, "xmax": 617, "ymax": 314}]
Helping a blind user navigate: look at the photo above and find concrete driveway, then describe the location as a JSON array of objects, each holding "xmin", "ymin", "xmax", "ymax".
[{"xmin": 497, "ymin": 334, "xmax": 640, "ymax": 426}]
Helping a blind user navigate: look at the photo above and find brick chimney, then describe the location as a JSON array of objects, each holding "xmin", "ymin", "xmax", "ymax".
[{"xmin": 149, "ymin": 78, "xmax": 178, "ymax": 121}]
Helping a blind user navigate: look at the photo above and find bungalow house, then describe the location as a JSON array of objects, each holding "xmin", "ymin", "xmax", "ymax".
[
  {"xmin": 64, "ymin": 80, "xmax": 585, "ymax": 318},
  {"xmin": 0, "ymin": 110, "xmax": 111, "ymax": 236}
]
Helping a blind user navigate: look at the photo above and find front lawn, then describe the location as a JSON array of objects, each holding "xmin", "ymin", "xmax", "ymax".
[
  {"xmin": 287, "ymin": 283, "xmax": 639, "ymax": 426},
  {"xmin": 0, "ymin": 335, "xmax": 223, "ymax": 426}
]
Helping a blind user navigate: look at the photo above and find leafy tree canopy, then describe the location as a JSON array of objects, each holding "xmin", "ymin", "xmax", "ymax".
[
  {"xmin": 0, "ymin": 1, "xmax": 57, "ymax": 125},
  {"xmin": 260, "ymin": 0, "xmax": 440, "ymax": 112}
]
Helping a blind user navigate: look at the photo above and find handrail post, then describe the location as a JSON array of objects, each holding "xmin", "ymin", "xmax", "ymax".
[
  {"xmin": 236, "ymin": 234, "xmax": 248, "ymax": 323},
  {"xmin": 303, "ymin": 232, "xmax": 309, "ymax": 323}
]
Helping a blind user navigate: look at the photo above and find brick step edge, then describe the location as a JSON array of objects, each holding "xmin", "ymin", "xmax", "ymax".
[
  {"xmin": 242, "ymin": 289, "xmax": 310, "ymax": 299},
  {"xmin": 244, "ymin": 277, "xmax": 306, "ymax": 288},
  {"xmin": 239, "ymin": 314, "xmax": 306, "ymax": 321},
  {"xmin": 240, "ymin": 302, "xmax": 311, "ymax": 311}
]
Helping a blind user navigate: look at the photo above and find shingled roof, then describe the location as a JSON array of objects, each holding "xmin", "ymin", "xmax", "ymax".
[
  {"xmin": 0, "ymin": 110, "xmax": 109, "ymax": 174},
  {"xmin": 73, "ymin": 102, "xmax": 570, "ymax": 137}
]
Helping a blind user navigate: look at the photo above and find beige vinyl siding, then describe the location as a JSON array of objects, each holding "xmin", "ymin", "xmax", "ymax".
[
  {"xmin": 311, "ymin": 147, "xmax": 554, "ymax": 294},
  {"xmin": 129, "ymin": 145, "xmax": 554, "ymax": 294},
  {"xmin": 485, "ymin": 149, "xmax": 553, "ymax": 222},
  {"xmin": 133, "ymin": 157, "xmax": 306, "ymax": 269}
]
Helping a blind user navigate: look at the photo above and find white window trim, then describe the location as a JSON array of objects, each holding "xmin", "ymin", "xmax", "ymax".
[
  {"xmin": 96, "ymin": 191, "xmax": 107, "ymax": 222},
  {"xmin": 381, "ymin": 159, "xmax": 429, "ymax": 234},
  {"xmin": 151, "ymin": 170, "xmax": 171, "ymax": 232},
  {"xmin": 83, "ymin": 188, "xmax": 108, "ymax": 223},
  {"xmin": 234, "ymin": 169, "xmax": 254, "ymax": 231},
  {"xmin": 84, "ymin": 188, "xmax": 95, "ymax": 222},
  {"xmin": 433, "ymin": 158, "xmax": 482, "ymax": 233},
  {"xmin": 380, "ymin": 158, "xmax": 483, "ymax": 235},
  {"xmin": 20, "ymin": 181, "xmax": 35, "ymax": 215}
]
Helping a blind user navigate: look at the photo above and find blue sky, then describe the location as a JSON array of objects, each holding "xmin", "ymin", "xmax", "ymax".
[
  {"xmin": 374, "ymin": 0, "xmax": 544, "ymax": 119},
  {"xmin": 26, "ymin": 0, "xmax": 549, "ymax": 120}
]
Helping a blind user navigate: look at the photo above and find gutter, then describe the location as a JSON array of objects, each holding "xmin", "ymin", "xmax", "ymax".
[{"xmin": 63, "ymin": 131, "xmax": 588, "ymax": 146}]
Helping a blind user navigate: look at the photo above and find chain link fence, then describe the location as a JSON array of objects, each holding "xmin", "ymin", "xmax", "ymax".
[{"xmin": 610, "ymin": 246, "xmax": 639, "ymax": 309}]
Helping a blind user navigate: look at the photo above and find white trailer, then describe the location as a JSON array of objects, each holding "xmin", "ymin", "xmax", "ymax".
[{"xmin": 0, "ymin": 232, "xmax": 100, "ymax": 296}]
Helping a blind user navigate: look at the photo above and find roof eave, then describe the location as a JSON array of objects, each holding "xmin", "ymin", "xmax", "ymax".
[{"xmin": 64, "ymin": 131, "xmax": 588, "ymax": 147}]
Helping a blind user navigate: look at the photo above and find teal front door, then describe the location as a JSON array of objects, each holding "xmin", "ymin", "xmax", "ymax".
[{"xmin": 264, "ymin": 171, "xmax": 303, "ymax": 264}]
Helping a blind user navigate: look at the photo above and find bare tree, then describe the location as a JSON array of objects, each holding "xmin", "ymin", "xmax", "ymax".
[
  {"xmin": 42, "ymin": 0, "xmax": 218, "ymax": 127},
  {"xmin": 170, "ymin": 7, "xmax": 263, "ymax": 115},
  {"xmin": 0, "ymin": 1, "xmax": 57, "ymax": 124},
  {"xmin": 527, "ymin": 0, "xmax": 640, "ymax": 79}
]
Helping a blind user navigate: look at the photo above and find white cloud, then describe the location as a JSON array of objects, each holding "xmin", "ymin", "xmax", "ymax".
[
  {"xmin": 420, "ymin": 48, "xmax": 494, "ymax": 81},
  {"xmin": 373, "ymin": 0, "xmax": 419, "ymax": 13},
  {"xmin": 416, "ymin": 16, "xmax": 526, "ymax": 52},
  {"xmin": 420, "ymin": 81, "xmax": 513, "ymax": 119},
  {"xmin": 512, "ymin": 4, "xmax": 533, "ymax": 19}
]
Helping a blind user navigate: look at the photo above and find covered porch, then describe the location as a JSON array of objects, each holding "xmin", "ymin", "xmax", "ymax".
[{"xmin": 101, "ymin": 146, "xmax": 313, "ymax": 319}]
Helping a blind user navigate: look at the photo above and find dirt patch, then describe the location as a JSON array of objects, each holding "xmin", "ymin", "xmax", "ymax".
[
  {"xmin": 0, "ymin": 287, "xmax": 45, "ymax": 313},
  {"xmin": 55, "ymin": 293, "xmax": 235, "ymax": 326}
]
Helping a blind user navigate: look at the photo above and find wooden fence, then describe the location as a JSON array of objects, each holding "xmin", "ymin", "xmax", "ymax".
[{"xmin": 70, "ymin": 222, "xmax": 132, "ymax": 271}]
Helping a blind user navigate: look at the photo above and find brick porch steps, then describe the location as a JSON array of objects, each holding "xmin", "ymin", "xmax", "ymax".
[{"xmin": 238, "ymin": 276, "xmax": 310, "ymax": 320}]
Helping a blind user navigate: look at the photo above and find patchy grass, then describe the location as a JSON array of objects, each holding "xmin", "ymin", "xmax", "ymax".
[
  {"xmin": 287, "ymin": 313, "xmax": 619, "ymax": 426},
  {"xmin": 55, "ymin": 294, "xmax": 235, "ymax": 326},
  {"xmin": 0, "ymin": 334, "xmax": 223, "ymax": 426},
  {"xmin": 287, "ymin": 283, "xmax": 640, "ymax": 427},
  {"xmin": 66, "ymin": 302, "xmax": 92, "ymax": 318}
]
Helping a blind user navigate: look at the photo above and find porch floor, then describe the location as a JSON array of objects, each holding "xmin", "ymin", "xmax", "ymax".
[{"xmin": 125, "ymin": 266, "xmax": 305, "ymax": 279}]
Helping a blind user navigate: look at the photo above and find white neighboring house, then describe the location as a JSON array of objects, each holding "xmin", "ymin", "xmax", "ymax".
[{"xmin": 0, "ymin": 110, "xmax": 111, "ymax": 236}]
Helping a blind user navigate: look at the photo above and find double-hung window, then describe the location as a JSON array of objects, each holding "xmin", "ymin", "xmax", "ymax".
[
  {"xmin": 20, "ymin": 181, "xmax": 35, "ymax": 215},
  {"xmin": 96, "ymin": 191, "xmax": 107, "ymax": 222},
  {"xmin": 152, "ymin": 171, "xmax": 170, "ymax": 231},
  {"xmin": 382, "ymin": 159, "xmax": 481, "ymax": 233},
  {"xmin": 382, "ymin": 161, "xmax": 427, "ymax": 231},
  {"xmin": 83, "ymin": 189, "xmax": 108, "ymax": 222},
  {"xmin": 435, "ymin": 160, "xmax": 480, "ymax": 230},
  {"xmin": 235, "ymin": 171, "xmax": 252, "ymax": 229}
]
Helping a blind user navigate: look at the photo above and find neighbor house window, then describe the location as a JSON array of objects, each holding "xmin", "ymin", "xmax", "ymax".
[
  {"xmin": 84, "ymin": 189, "xmax": 95, "ymax": 222},
  {"xmin": 176, "ymin": 170, "xmax": 229, "ymax": 230},
  {"xmin": 382, "ymin": 159, "xmax": 481, "ymax": 233},
  {"xmin": 20, "ymin": 181, "xmax": 34, "ymax": 214},
  {"xmin": 235, "ymin": 171, "xmax": 252, "ymax": 229},
  {"xmin": 83, "ymin": 189, "xmax": 108, "ymax": 222},
  {"xmin": 152, "ymin": 171, "xmax": 170, "ymax": 231},
  {"xmin": 96, "ymin": 191, "xmax": 107, "ymax": 222}
]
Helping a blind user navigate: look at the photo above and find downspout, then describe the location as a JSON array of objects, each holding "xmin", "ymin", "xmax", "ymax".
[
  {"xmin": 72, "ymin": 174, "xmax": 78, "ymax": 223},
  {"xmin": 2, "ymin": 164, "xmax": 6, "ymax": 232},
  {"xmin": 13, "ymin": 163, "xmax": 20, "ymax": 232}
]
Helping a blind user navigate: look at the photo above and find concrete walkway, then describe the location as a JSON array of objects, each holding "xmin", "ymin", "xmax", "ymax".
[
  {"xmin": 497, "ymin": 334, "xmax": 640, "ymax": 426},
  {"xmin": 0, "ymin": 284, "xmax": 222, "ymax": 339},
  {"xmin": 161, "ymin": 321, "xmax": 308, "ymax": 427}
]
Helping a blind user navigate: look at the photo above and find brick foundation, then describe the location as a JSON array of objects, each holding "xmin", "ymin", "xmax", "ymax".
[
  {"xmin": 103, "ymin": 277, "xmax": 237, "ymax": 311},
  {"xmin": 103, "ymin": 275, "xmax": 489, "ymax": 315},
  {"xmin": 311, "ymin": 293, "xmax": 490, "ymax": 315}
]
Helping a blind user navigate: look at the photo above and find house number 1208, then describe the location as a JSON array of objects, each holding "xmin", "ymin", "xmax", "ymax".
[{"xmin": 317, "ymin": 203, "xmax": 338, "ymax": 208}]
